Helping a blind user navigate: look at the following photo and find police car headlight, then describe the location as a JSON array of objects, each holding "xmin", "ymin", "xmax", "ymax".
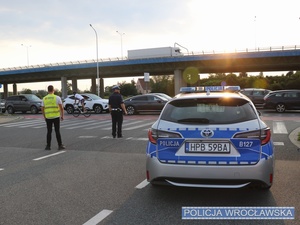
[{"xmin": 148, "ymin": 128, "xmax": 182, "ymax": 145}]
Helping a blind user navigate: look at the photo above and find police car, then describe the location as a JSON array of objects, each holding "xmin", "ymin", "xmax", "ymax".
[{"xmin": 146, "ymin": 86, "xmax": 274, "ymax": 189}]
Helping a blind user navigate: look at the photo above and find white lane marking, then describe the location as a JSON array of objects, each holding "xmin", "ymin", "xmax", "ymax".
[
  {"xmin": 82, "ymin": 209, "xmax": 113, "ymax": 225},
  {"xmin": 136, "ymin": 179, "xmax": 149, "ymax": 189},
  {"xmin": 273, "ymin": 121, "xmax": 288, "ymax": 134},
  {"xmin": 123, "ymin": 122, "xmax": 154, "ymax": 130},
  {"xmin": 101, "ymin": 136, "xmax": 111, "ymax": 139},
  {"xmin": 0, "ymin": 168, "xmax": 4, "ymax": 171},
  {"xmin": 137, "ymin": 138, "xmax": 148, "ymax": 141},
  {"xmin": 78, "ymin": 136, "xmax": 97, "ymax": 138},
  {"xmin": 33, "ymin": 151, "xmax": 66, "ymax": 161},
  {"xmin": 273, "ymin": 142, "xmax": 284, "ymax": 146},
  {"xmin": 60, "ymin": 120, "xmax": 94, "ymax": 128},
  {"xmin": 101, "ymin": 120, "xmax": 144, "ymax": 130},
  {"xmin": 0, "ymin": 120, "xmax": 43, "ymax": 127},
  {"xmin": 84, "ymin": 120, "xmax": 112, "ymax": 130},
  {"xmin": 65, "ymin": 120, "xmax": 100, "ymax": 129}
]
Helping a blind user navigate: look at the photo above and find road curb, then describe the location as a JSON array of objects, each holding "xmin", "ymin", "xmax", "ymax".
[{"xmin": 288, "ymin": 127, "xmax": 300, "ymax": 149}]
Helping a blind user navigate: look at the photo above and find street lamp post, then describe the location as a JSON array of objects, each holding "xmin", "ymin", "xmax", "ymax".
[
  {"xmin": 90, "ymin": 24, "xmax": 100, "ymax": 96},
  {"xmin": 21, "ymin": 44, "xmax": 31, "ymax": 66},
  {"xmin": 116, "ymin": 31, "xmax": 125, "ymax": 59}
]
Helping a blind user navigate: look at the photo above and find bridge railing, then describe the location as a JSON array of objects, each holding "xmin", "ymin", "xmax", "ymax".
[{"xmin": 1, "ymin": 45, "xmax": 300, "ymax": 72}]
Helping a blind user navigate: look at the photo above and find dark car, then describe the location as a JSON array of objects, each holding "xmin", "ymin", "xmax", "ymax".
[
  {"xmin": 239, "ymin": 88, "xmax": 271, "ymax": 107},
  {"xmin": 124, "ymin": 94, "xmax": 168, "ymax": 115},
  {"xmin": 263, "ymin": 89, "xmax": 300, "ymax": 112},
  {"xmin": 150, "ymin": 93, "xmax": 173, "ymax": 101},
  {"xmin": 5, "ymin": 94, "xmax": 42, "ymax": 114}
]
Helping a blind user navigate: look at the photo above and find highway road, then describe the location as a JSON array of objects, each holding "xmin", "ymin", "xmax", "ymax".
[{"xmin": 0, "ymin": 110, "xmax": 299, "ymax": 225}]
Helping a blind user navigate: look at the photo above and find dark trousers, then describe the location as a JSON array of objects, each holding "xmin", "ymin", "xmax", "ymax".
[
  {"xmin": 46, "ymin": 117, "xmax": 62, "ymax": 146},
  {"xmin": 111, "ymin": 111, "xmax": 123, "ymax": 137}
]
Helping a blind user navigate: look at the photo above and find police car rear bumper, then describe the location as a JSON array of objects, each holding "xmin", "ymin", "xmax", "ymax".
[{"xmin": 146, "ymin": 156, "xmax": 274, "ymax": 188}]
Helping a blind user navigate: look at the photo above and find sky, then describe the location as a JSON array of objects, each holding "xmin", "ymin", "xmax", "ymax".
[{"xmin": 1, "ymin": 0, "xmax": 300, "ymax": 92}]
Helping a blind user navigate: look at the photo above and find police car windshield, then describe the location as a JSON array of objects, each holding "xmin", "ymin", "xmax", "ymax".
[{"xmin": 160, "ymin": 98, "xmax": 257, "ymax": 124}]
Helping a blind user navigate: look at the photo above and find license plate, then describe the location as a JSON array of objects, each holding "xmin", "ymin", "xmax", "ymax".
[{"xmin": 185, "ymin": 142, "xmax": 230, "ymax": 153}]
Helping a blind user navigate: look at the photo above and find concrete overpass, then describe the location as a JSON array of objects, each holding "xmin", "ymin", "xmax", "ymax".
[{"xmin": 1, "ymin": 46, "xmax": 300, "ymax": 98}]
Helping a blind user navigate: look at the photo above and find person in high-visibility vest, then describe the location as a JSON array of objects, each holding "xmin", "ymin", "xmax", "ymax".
[{"xmin": 41, "ymin": 85, "xmax": 65, "ymax": 150}]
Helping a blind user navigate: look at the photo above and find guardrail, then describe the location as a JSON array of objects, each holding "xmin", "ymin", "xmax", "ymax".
[{"xmin": 1, "ymin": 45, "xmax": 300, "ymax": 72}]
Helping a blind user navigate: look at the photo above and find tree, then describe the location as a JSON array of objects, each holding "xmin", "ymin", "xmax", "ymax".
[
  {"xmin": 119, "ymin": 82, "xmax": 138, "ymax": 96},
  {"xmin": 150, "ymin": 75, "xmax": 174, "ymax": 96},
  {"xmin": 20, "ymin": 88, "xmax": 32, "ymax": 94}
]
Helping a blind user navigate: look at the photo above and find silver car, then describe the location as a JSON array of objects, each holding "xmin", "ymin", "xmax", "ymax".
[{"xmin": 146, "ymin": 86, "xmax": 274, "ymax": 189}]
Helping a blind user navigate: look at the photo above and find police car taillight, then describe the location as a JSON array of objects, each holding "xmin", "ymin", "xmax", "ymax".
[
  {"xmin": 148, "ymin": 128, "xmax": 181, "ymax": 144},
  {"xmin": 233, "ymin": 128, "xmax": 271, "ymax": 145}
]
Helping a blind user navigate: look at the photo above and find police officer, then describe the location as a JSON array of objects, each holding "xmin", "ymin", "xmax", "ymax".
[
  {"xmin": 108, "ymin": 85, "xmax": 127, "ymax": 138},
  {"xmin": 41, "ymin": 85, "xmax": 65, "ymax": 150}
]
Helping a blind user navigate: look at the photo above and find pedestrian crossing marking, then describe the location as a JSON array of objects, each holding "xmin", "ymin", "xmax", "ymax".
[
  {"xmin": 272, "ymin": 121, "xmax": 288, "ymax": 134},
  {"xmin": 0, "ymin": 118, "xmax": 291, "ymax": 137}
]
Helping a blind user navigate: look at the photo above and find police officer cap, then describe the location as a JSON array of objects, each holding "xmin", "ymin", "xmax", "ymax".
[{"xmin": 112, "ymin": 85, "xmax": 120, "ymax": 90}]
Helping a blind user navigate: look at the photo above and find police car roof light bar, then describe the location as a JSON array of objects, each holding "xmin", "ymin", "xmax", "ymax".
[{"xmin": 179, "ymin": 86, "xmax": 240, "ymax": 93}]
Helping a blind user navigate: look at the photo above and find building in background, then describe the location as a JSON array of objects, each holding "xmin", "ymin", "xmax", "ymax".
[{"xmin": 136, "ymin": 78, "xmax": 151, "ymax": 94}]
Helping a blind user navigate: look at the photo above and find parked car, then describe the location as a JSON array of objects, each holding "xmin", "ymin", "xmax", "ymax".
[
  {"xmin": 1, "ymin": 99, "xmax": 6, "ymax": 113},
  {"xmin": 239, "ymin": 88, "xmax": 271, "ymax": 107},
  {"xmin": 146, "ymin": 86, "xmax": 274, "ymax": 189},
  {"xmin": 5, "ymin": 94, "xmax": 42, "ymax": 114},
  {"xmin": 124, "ymin": 94, "xmax": 168, "ymax": 115},
  {"xmin": 63, "ymin": 93, "xmax": 109, "ymax": 114},
  {"xmin": 263, "ymin": 89, "xmax": 300, "ymax": 112}
]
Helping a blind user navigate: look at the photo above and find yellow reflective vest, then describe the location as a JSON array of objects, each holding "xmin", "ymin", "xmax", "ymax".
[{"xmin": 43, "ymin": 94, "xmax": 60, "ymax": 119}]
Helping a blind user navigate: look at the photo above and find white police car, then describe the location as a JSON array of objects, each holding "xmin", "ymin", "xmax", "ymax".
[{"xmin": 146, "ymin": 86, "xmax": 274, "ymax": 189}]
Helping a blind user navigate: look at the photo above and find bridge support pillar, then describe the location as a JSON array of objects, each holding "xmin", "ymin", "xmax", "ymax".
[
  {"xmin": 72, "ymin": 78, "xmax": 78, "ymax": 93},
  {"xmin": 100, "ymin": 78, "xmax": 104, "ymax": 98},
  {"xmin": 3, "ymin": 84, "xmax": 8, "ymax": 98},
  {"xmin": 13, "ymin": 83, "xmax": 17, "ymax": 95},
  {"xmin": 91, "ymin": 78, "xmax": 96, "ymax": 94},
  {"xmin": 174, "ymin": 69, "xmax": 186, "ymax": 95},
  {"xmin": 61, "ymin": 77, "xmax": 68, "ymax": 99}
]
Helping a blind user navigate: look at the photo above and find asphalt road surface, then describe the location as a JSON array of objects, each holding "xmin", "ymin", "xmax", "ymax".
[{"xmin": 0, "ymin": 110, "xmax": 299, "ymax": 225}]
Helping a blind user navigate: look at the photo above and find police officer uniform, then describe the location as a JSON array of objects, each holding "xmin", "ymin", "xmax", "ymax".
[{"xmin": 108, "ymin": 85, "xmax": 127, "ymax": 138}]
